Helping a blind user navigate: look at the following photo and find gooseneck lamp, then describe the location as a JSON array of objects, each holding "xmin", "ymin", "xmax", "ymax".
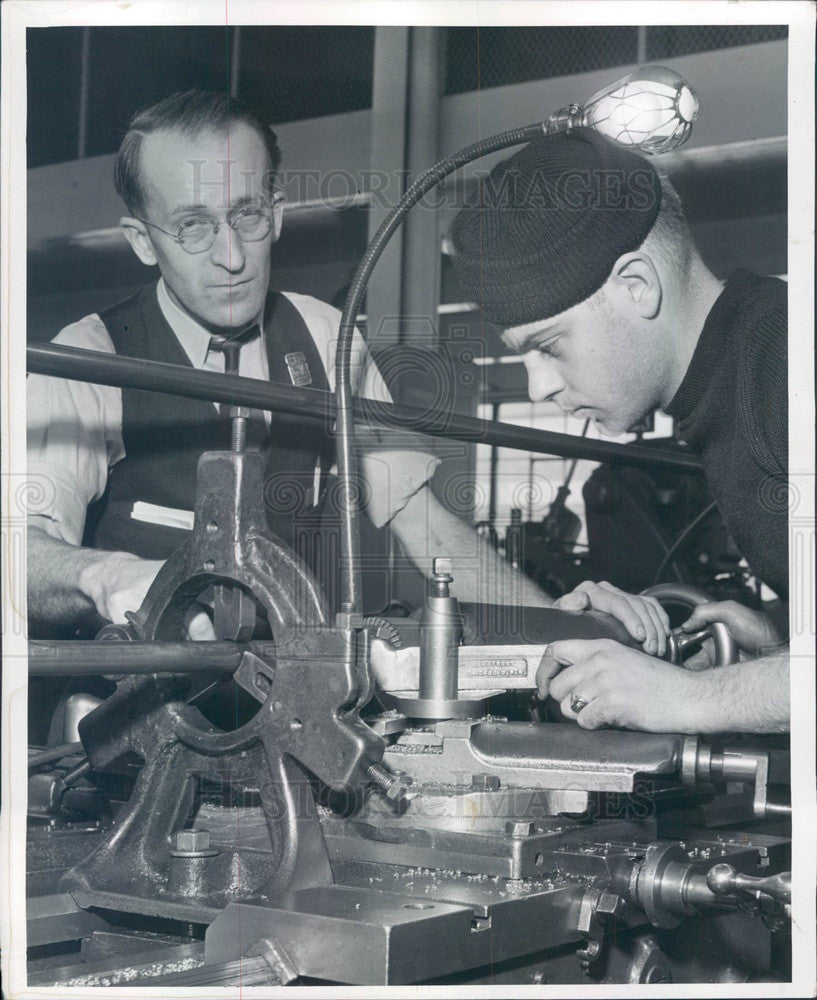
[{"xmin": 334, "ymin": 66, "xmax": 699, "ymax": 614}]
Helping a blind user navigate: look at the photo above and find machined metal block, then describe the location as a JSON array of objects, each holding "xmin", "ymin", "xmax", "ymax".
[
  {"xmin": 205, "ymin": 878, "xmax": 586, "ymax": 984},
  {"xmin": 384, "ymin": 720, "xmax": 685, "ymax": 793}
]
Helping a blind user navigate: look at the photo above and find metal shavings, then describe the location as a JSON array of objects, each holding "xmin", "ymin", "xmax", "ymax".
[{"xmin": 55, "ymin": 956, "xmax": 204, "ymax": 988}]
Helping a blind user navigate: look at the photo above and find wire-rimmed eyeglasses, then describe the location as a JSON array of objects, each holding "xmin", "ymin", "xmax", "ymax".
[{"xmin": 136, "ymin": 192, "xmax": 284, "ymax": 255}]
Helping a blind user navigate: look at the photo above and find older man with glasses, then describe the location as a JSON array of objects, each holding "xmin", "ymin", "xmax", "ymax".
[{"xmin": 27, "ymin": 89, "xmax": 668, "ymax": 649}]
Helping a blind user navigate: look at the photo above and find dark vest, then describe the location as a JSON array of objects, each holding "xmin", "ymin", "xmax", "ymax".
[{"xmin": 85, "ymin": 285, "xmax": 336, "ymax": 570}]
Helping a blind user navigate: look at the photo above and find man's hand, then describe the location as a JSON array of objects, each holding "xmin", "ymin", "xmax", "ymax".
[
  {"xmin": 78, "ymin": 551, "xmax": 164, "ymax": 624},
  {"xmin": 681, "ymin": 601, "xmax": 783, "ymax": 659},
  {"xmin": 537, "ymin": 638, "xmax": 696, "ymax": 732},
  {"xmin": 78, "ymin": 550, "xmax": 215, "ymax": 639},
  {"xmin": 554, "ymin": 580, "xmax": 670, "ymax": 655},
  {"xmin": 29, "ymin": 526, "xmax": 213, "ymax": 640}
]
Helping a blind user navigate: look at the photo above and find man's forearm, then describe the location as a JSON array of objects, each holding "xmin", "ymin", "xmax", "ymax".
[
  {"xmin": 682, "ymin": 653, "xmax": 789, "ymax": 733},
  {"xmin": 28, "ymin": 526, "xmax": 108, "ymax": 627},
  {"xmin": 28, "ymin": 525, "xmax": 162, "ymax": 629},
  {"xmin": 391, "ymin": 491, "xmax": 553, "ymax": 607}
]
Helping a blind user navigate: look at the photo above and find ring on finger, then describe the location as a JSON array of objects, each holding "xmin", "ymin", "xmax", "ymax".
[{"xmin": 570, "ymin": 692, "xmax": 589, "ymax": 714}]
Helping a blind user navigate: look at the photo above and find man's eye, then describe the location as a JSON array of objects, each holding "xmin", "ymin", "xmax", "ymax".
[
  {"xmin": 177, "ymin": 217, "xmax": 210, "ymax": 234},
  {"xmin": 537, "ymin": 340, "xmax": 561, "ymax": 358},
  {"xmin": 233, "ymin": 207, "xmax": 263, "ymax": 222}
]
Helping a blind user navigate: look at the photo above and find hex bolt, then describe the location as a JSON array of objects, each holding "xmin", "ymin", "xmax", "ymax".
[
  {"xmin": 505, "ymin": 820, "xmax": 536, "ymax": 837},
  {"xmin": 168, "ymin": 828, "xmax": 219, "ymax": 898},
  {"xmin": 471, "ymin": 773, "xmax": 501, "ymax": 791},
  {"xmin": 433, "ymin": 557, "xmax": 452, "ymax": 574},
  {"xmin": 367, "ymin": 763, "xmax": 412, "ymax": 804},
  {"xmin": 170, "ymin": 828, "xmax": 218, "ymax": 856},
  {"xmin": 430, "ymin": 558, "xmax": 455, "ymax": 600}
]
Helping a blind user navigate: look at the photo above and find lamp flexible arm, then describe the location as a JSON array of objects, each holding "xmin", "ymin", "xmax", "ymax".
[{"xmin": 334, "ymin": 120, "xmax": 558, "ymax": 613}]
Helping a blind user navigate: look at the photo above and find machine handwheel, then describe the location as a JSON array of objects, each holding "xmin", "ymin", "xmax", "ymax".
[{"xmin": 640, "ymin": 582, "xmax": 739, "ymax": 667}]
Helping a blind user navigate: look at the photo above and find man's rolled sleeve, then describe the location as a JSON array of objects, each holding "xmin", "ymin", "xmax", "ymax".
[
  {"xmin": 26, "ymin": 463, "xmax": 91, "ymax": 545},
  {"xmin": 359, "ymin": 445, "xmax": 440, "ymax": 529},
  {"xmin": 26, "ymin": 316, "xmax": 124, "ymax": 543}
]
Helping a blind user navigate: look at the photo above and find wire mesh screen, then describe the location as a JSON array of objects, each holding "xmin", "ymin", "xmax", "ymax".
[
  {"xmin": 27, "ymin": 25, "xmax": 376, "ymax": 168},
  {"xmin": 240, "ymin": 26, "xmax": 375, "ymax": 125},
  {"xmin": 445, "ymin": 27, "xmax": 639, "ymax": 94},
  {"xmin": 445, "ymin": 25, "xmax": 787, "ymax": 95},
  {"xmin": 646, "ymin": 25, "xmax": 787, "ymax": 60}
]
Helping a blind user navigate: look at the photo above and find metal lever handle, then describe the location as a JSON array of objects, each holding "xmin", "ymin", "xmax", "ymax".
[
  {"xmin": 641, "ymin": 584, "xmax": 739, "ymax": 666},
  {"xmin": 706, "ymin": 863, "xmax": 792, "ymax": 905},
  {"xmin": 667, "ymin": 623, "xmax": 738, "ymax": 666},
  {"xmin": 669, "ymin": 625, "xmax": 711, "ymax": 655}
]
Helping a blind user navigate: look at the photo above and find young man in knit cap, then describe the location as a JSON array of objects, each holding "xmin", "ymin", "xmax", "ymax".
[
  {"xmin": 27, "ymin": 91, "xmax": 667, "ymax": 649},
  {"xmin": 450, "ymin": 127, "xmax": 788, "ymax": 734}
]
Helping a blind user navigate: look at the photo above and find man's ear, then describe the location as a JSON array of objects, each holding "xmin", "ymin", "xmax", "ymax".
[
  {"xmin": 270, "ymin": 195, "xmax": 285, "ymax": 243},
  {"xmin": 120, "ymin": 217, "xmax": 158, "ymax": 267},
  {"xmin": 608, "ymin": 252, "xmax": 662, "ymax": 319}
]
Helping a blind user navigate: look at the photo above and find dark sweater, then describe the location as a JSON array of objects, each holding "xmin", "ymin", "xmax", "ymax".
[{"xmin": 666, "ymin": 270, "xmax": 788, "ymax": 598}]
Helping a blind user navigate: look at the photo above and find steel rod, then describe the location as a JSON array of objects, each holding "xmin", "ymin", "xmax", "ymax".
[
  {"xmin": 27, "ymin": 343, "xmax": 704, "ymax": 473},
  {"xmin": 27, "ymin": 639, "xmax": 264, "ymax": 676}
]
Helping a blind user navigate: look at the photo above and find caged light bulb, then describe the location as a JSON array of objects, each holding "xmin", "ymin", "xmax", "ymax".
[{"xmin": 582, "ymin": 65, "xmax": 699, "ymax": 154}]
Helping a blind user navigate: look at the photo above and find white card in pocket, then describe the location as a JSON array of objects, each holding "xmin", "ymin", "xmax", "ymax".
[{"xmin": 131, "ymin": 501, "xmax": 195, "ymax": 531}]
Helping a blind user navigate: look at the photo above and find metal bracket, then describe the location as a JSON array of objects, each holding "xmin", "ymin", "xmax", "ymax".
[
  {"xmin": 65, "ymin": 448, "xmax": 391, "ymax": 913},
  {"xmin": 576, "ymin": 888, "xmax": 624, "ymax": 973}
]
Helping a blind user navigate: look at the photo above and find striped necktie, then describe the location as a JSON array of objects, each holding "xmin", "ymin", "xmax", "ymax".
[{"xmin": 207, "ymin": 325, "xmax": 267, "ymax": 451}]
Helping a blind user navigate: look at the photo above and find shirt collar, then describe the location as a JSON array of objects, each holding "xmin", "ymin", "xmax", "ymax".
[{"xmin": 156, "ymin": 277, "xmax": 265, "ymax": 368}]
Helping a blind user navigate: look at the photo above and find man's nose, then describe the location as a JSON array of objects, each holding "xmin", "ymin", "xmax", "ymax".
[
  {"xmin": 209, "ymin": 221, "xmax": 246, "ymax": 271},
  {"xmin": 524, "ymin": 353, "xmax": 564, "ymax": 403}
]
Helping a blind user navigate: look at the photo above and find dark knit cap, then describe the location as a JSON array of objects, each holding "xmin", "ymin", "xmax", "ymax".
[{"xmin": 449, "ymin": 127, "xmax": 662, "ymax": 326}]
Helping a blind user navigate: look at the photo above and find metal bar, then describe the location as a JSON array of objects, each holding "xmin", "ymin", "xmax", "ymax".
[
  {"xmin": 402, "ymin": 27, "xmax": 445, "ymax": 341},
  {"xmin": 487, "ymin": 402, "xmax": 500, "ymax": 528},
  {"xmin": 27, "ymin": 343, "xmax": 704, "ymax": 474},
  {"xmin": 76, "ymin": 27, "xmax": 91, "ymax": 159},
  {"xmin": 28, "ymin": 639, "xmax": 257, "ymax": 676},
  {"xmin": 229, "ymin": 25, "xmax": 241, "ymax": 99},
  {"xmin": 28, "ymin": 341, "xmax": 335, "ymax": 419},
  {"xmin": 637, "ymin": 25, "xmax": 648, "ymax": 64},
  {"xmin": 27, "ymin": 892, "xmax": 109, "ymax": 948},
  {"xmin": 366, "ymin": 26, "xmax": 411, "ymax": 348}
]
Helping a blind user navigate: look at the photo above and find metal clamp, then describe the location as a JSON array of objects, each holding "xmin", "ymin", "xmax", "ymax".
[
  {"xmin": 576, "ymin": 889, "xmax": 625, "ymax": 972},
  {"xmin": 680, "ymin": 737, "xmax": 787, "ymax": 819}
]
